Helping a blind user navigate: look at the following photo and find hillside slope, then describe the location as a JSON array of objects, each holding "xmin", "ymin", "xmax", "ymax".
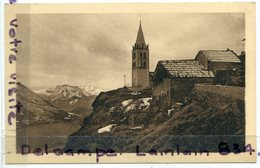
[
  {"xmin": 16, "ymin": 84, "xmax": 77, "ymax": 126},
  {"xmin": 65, "ymin": 85, "xmax": 245, "ymax": 153}
]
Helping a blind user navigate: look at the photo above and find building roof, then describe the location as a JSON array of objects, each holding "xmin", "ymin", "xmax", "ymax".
[
  {"xmin": 135, "ymin": 21, "xmax": 146, "ymax": 45},
  {"xmin": 200, "ymin": 50, "xmax": 240, "ymax": 63},
  {"xmin": 159, "ymin": 60, "xmax": 215, "ymax": 78}
]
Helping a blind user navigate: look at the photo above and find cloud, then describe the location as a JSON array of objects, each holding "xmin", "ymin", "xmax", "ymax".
[{"xmin": 16, "ymin": 13, "xmax": 245, "ymax": 90}]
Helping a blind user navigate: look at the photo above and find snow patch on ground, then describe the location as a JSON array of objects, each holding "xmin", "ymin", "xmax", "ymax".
[
  {"xmin": 176, "ymin": 102, "xmax": 183, "ymax": 106},
  {"xmin": 109, "ymin": 106, "xmax": 115, "ymax": 114},
  {"xmin": 141, "ymin": 98, "xmax": 152, "ymax": 105},
  {"xmin": 122, "ymin": 99, "xmax": 132, "ymax": 107},
  {"xmin": 130, "ymin": 91, "xmax": 141, "ymax": 95},
  {"xmin": 139, "ymin": 97, "xmax": 152, "ymax": 109},
  {"xmin": 131, "ymin": 125, "xmax": 144, "ymax": 130},
  {"xmin": 120, "ymin": 117, "xmax": 127, "ymax": 122},
  {"xmin": 122, "ymin": 97, "xmax": 152, "ymax": 112},
  {"xmin": 98, "ymin": 124, "xmax": 116, "ymax": 134},
  {"xmin": 69, "ymin": 99, "xmax": 79, "ymax": 104},
  {"xmin": 168, "ymin": 108, "xmax": 174, "ymax": 116},
  {"xmin": 124, "ymin": 104, "xmax": 136, "ymax": 113},
  {"xmin": 64, "ymin": 112, "xmax": 78, "ymax": 120},
  {"xmin": 68, "ymin": 112, "xmax": 77, "ymax": 116}
]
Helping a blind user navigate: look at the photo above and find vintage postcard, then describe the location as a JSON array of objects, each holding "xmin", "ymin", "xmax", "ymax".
[{"xmin": 4, "ymin": 2, "xmax": 256, "ymax": 163}]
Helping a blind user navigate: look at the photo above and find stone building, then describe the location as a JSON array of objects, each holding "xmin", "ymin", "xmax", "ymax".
[
  {"xmin": 130, "ymin": 22, "xmax": 243, "ymax": 108},
  {"xmin": 152, "ymin": 60, "xmax": 215, "ymax": 108},
  {"xmin": 132, "ymin": 21, "xmax": 150, "ymax": 89},
  {"xmin": 195, "ymin": 50, "xmax": 241, "ymax": 85}
]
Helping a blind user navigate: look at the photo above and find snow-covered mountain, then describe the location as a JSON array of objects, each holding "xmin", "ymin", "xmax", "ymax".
[
  {"xmin": 34, "ymin": 85, "xmax": 101, "ymax": 117},
  {"xmin": 80, "ymin": 86, "xmax": 102, "ymax": 96},
  {"xmin": 35, "ymin": 85, "xmax": 102, "ymax": 101}
]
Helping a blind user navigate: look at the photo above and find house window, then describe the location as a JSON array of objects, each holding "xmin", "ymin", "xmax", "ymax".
[
  {"xmin": 143, "ymin": 52, "xmax": 146, "ymax": 59},
  {"xmin": 140, "ymin": 52, "xmax": 142, "ymax": 59},
  {"xmin": 143, "ymin": 61, "xmax": 146, "ymax": 68}
]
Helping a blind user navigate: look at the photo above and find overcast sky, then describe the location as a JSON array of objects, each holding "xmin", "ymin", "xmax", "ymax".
[{"xmin": 17, "ymin": 13, "xmax": 245, "ymax": 91}]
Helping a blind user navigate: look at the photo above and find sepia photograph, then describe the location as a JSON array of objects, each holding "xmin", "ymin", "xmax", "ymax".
[
  {"xmin": 3, "ymin": 3, "xmax": 256, "ymax": 164},
  {"xmin": 15, "ymin": 12, "xmax": 246, "ymax": 154}
]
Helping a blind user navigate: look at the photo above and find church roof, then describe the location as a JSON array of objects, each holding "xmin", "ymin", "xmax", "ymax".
[
  {"xmin": 135, "ymin": 21, "xmax": 146, "ymax": 44},
  {"xmin": 158, "ymin": 60, "xmax": 215, "ymax": 78},
  {"xmin": 199, "ymin": 50, "xmax": 240, "ymax": 63}
]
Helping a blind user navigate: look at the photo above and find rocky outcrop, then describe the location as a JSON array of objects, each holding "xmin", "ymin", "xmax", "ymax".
[{"xmin": 65, "ymin": 85, "xmax": 245, "ymax": 153}]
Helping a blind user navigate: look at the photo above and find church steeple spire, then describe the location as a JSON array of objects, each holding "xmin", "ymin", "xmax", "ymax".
[
  {"xmin": 132, "ymin": 21, "xmax": 150, "ymax": 89},
  {"xmin": 135, "ymin": 21, "xmax": 146, "ymax": 45}
]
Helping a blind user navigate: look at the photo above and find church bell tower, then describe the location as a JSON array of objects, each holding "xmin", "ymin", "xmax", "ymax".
[{"xmin": 132, "ymin": 21, "xmax": 149, "ymax": 89}]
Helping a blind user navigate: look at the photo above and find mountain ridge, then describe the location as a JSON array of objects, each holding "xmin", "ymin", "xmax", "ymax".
[
  {"xmin": 17, "ymin": 83, "xmax": 78, "ymax": 126},
  {"xmin": 34, "ymin": 84, "xmax": 100, "ymax": 117},
  {"xmin": 34, "ymin": 85, "xmax": 102, "ymax": 98}
]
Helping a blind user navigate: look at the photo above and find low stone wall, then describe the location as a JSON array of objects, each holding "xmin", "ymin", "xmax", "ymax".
[{"xmin": 194, "ymin": 84, "xmax": 245, "ymax": 100}]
